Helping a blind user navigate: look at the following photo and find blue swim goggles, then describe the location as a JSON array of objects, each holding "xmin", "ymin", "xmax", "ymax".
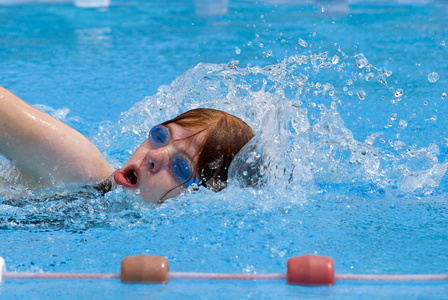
[{"xmin": 149, "ymin": 125, "xmax": 200, "ymax": 186}]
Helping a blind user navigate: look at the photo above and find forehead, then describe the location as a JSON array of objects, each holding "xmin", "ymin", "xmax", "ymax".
[{"xmin": 166, "ymin": 123, "xmax": 205, "ymax": 162}]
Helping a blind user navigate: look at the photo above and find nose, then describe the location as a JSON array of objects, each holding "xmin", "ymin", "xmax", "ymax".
[{"xmin": 144, "ymin": 146, "xmax": 170, "ymax": 175}]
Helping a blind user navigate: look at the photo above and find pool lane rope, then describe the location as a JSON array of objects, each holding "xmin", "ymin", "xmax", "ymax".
[{"xmin": 1, "ymin": 255, "xmax": 447, "ymax": 286}]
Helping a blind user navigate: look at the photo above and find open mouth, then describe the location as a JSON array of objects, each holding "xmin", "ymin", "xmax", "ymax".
[
  {"xmin": 114, "ymin": 167, "xmax": 139, "ymax": 188},
  {"xmin": 126, "ymin": 169, "xmax": 138, "ymax": 184}
]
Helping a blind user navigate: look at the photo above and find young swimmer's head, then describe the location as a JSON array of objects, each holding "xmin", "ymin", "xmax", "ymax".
[{"xmin": 114, "ymin": 108, "xmax": 255, "ymax": 203}]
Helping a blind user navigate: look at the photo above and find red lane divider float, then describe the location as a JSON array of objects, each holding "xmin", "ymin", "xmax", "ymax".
[{"xmin": 1, "ymin": 255, "xmax": 447, "ymax": 286}]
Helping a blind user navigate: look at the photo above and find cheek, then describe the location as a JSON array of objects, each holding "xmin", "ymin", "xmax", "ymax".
[{"xmin": 122, "ymin": 143, "xmax": 149, "ymax": 168}]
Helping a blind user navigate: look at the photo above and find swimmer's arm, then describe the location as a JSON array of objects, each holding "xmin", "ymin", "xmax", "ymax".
[{"xmin": 0, "ymin": 86, "xmax": 116, "ymax": 185}]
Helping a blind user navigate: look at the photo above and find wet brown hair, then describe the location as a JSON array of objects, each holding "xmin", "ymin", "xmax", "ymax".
[{"xmin": 162, "ymin": 108, "xmax": 255, "ymax": 191}]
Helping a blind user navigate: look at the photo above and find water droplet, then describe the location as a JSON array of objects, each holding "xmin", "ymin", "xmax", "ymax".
[
  {"xmin": 247, "ymin": 41, "xmax": 252, "ymax": 46},
  {"xmin": 428, "ymin": 72, "xmax": 439, "ymax": 83},
  {"xmin": 298, "ymin": 38, "xmax": 308, "ymax": 47},
  {"xmin": 357, "ymin": 91, "xmax": 366, "ymax": 100},
  {"xmin": 424, "ymin": 101, "xmax": 428, "ymax": 105},
  {"xmin": 428, "ymin": 143, "xmax": 439, "ymax": 155},
  {"xmin": 235, "ymin": 47, "xmax": 241, "ymax": 55},
  {"xmin": 394, "ymin": 88, "xmax": 403, "ymax": 97},
  {"xmin": 329, "ymin": 90, "xmax": 335, "ymax": 96},
  {"xmin": 267, "ymin": 50, "xmax": 272, "ymax": 57},
  {"xmin": 345, "ymin": 79, "xmax": 353, "ymax": 86},
  {"xmin": 259, "ymin": 43, "xmax": 264, "ymax": 48},
  {"xmin": 331, "ymin": 55, "xmax": 339, "ymax": 65},
  {"xmin": 442, "ymin": 40, "xmax": 446, "ymax": 46},
  {"xmin": 394, "ymin": 141, "xmax": 406, "ymax": 150},
  {"xmin": 442, "ymin": 92, "xmax": 446, "ymax": 99},
  {"xmin": 365, "ymin": 73, "xmax": 374, "ymax": 81},
  {"xmin": 379, "ymin": 67, "xmax": 392, "ymax": 77},
  {"xmin": 321, "ymin": 6, "xmax": 325, "ymax": 13},
  {"xmin": 390, "ymin": 113, "xmax": 397, "ymax": 121},
  {"xmin": 354, "ymin": 53, "xmax": 368, "ymax": 68},
  {"xmin": 377, "ymin": 76, "xmax": 387, "ymax": 86}
]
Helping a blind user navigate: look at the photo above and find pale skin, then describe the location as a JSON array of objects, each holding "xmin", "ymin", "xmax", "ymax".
[{"xmin": 0, "ymin": 86, "xmax": 201, "ymax": 203}]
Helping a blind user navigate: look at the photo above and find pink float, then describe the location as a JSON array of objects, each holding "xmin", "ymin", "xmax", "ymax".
[{"xmin": 287, "ymin": 254, "xmax": 335, "ymax": 286}]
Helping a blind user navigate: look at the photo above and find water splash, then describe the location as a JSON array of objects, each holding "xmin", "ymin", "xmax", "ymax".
[
  {"xmin": 100, "ymin": 53, "xmax": 447, "ymax": 200},
  {"xmin": 2, "ymin": 51, "xmax": 447, "ymax": 229}
]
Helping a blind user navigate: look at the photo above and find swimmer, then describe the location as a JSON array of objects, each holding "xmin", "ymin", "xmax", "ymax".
[{"xmin": 0, "ymin": 86, "xmax": 255, "ymax": 203}]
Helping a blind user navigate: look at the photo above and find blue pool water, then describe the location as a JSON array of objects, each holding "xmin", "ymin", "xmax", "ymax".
[{"xmin": 0, "ymin": 0, "xmax": 447, "ymax": 298}]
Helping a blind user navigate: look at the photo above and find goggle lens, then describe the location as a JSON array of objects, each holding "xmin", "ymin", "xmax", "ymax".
[
  {"xmin": 149, "ymin": 125, "xmax": 170, "ymax": 148},
  {"xmin": 171, "ymin": 155, "xmax": 193, "ymax": 183}
]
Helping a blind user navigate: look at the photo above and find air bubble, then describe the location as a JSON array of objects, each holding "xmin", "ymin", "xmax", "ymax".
[
  {"xmin": 390, "ymin": 113, "xmax": 397, "ymax": 121},
  {"xmin": 235, "ymin": 47, "xmax": 241, "ymax": 55},
  {"xmin": 428, "ymin": 72, "xmax": 439, "ymax": 83},
  {"xmin": 442, "ymin": 40, "xmax": 446, "ymax": 46},
  {"xmin": 442, "ymin": 93, "xmax": 446, "ymax": 99},
  {"xmin": 259, "ymin": 43, "xmax": 264, "ymax": 48},
  {"xmin": 394, "ymin": 89, "xmax": 403, "ymax": 97},
  {"xmin": 298, "ymin": 38, "xmax": 308, "ymax": 47},
  {"xmin": 267, "ymin": 50, "xmax": 272, "ymax": 57}
]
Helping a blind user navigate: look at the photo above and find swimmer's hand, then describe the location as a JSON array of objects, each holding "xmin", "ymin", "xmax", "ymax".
[{"xmin": 0, "ymin": 86, "xmax": 115, "ymax": 186}]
